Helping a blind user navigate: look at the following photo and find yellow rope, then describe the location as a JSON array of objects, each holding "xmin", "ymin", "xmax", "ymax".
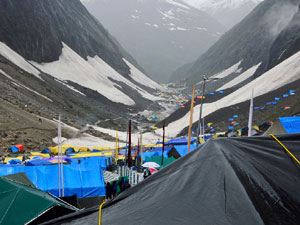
[
  {"xmin": 270, "ymin": 134, "xmax": 300, "ymax": 165},
  {"xmin": 99, "ymin": 201, "xmax": 106, "ymax": 225}
]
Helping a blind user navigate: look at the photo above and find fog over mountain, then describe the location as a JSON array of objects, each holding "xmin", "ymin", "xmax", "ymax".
[
  {"xmin": 82, "ymin": 0, "xmax": 226, "ymax": 82},
  {"xmin": 182, "ymin": 0, "xmax": 264, "ymax": 28}
]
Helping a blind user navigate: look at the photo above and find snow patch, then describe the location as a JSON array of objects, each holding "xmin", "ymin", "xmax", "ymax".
[
  {"xmin": 165, "ymin": 0, "xmax": 190, "ymax": 9},
  {"xmin": 123, "ymin": 58, "xmax": 162, "ymax": 90},
  {"xmin": 177, "ymin": 27, "xmax": 188, "ymax": 31},
  {"xmin": 55, "ymin": 79, "xmax": 86, "ymax": 96},
  {"xmin": 0, "ymin": 42, "xmax": 42, "ymax": 80},
  {"xmin": 211, "ymin": 61, "xmax": 242, "ymax": 79},
  {"xmin": 217, "ymin": 63, "xmax": 261, "ymax": 90},
  {"xmin": 196, "ymin": 27, "xmax": 208, "ymax": 31},
  {"xmin": 31, "ymin": 43, "xmax": 135, "ymax": 106},
  {"xmin": 90, "ymin": 125, "xmax": 161, "ymax": 145},
  {"xmin": 131, "ymin": 15, "xmax": 139, "ymax": 19}
]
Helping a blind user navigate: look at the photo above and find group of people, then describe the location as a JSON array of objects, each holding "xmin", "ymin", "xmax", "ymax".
[{"xmin": 105, "ymin": 177, "xmax": 131, "ymax": 200}]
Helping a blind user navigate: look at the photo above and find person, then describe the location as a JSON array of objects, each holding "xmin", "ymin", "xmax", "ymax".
[
  {"xmin": 124, "ymin": 180, "xmax": 131, "ymax": 191},
  {"xmin": 118, "ymin": 177, "xmax": 125, "ymax": 192},
  {"xmin": 112, "ymin": 181, "xmax": 117, "ymax": 197},
  {"xmin": 143, "ymin": 170, "xmax": 148, "ymax": 179},
  {"xmin": 105, "ymin": 182, "xmax": 112, "ymax": 200}
]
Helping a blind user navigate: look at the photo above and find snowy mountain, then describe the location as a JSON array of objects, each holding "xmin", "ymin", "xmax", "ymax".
[
  {"xmin": 182, "ymin": 0, "xmax": 264, "ymax": 28},
  {"xmin": 82, "ymin": 0, "xmax": 226, "ymax": 82},
  {"xmin": 0, "ymin": 0, "xmax": 162, "ymax": 139},
  {"xmin": 158, "ymin": 0, "xmax": 300, "ymax": 137}
]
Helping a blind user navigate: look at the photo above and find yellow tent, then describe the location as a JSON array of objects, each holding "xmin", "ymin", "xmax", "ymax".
[
  {"xmin": 78, "ymin": 147, "xmax": 90, "ymax": 152},
  {"xmin": 71, "ymin": 153, "xmax": 103, "ymax": 158},
  {"xmin": 4, "ymin": 156, "xmax": 23, "ymax": 164},
  {"xmin": 30, "ymin": 152, "xmax": 50, "ymax": 158},
  {"xmin": 48, "ymin": 144, "xmax": 79, "ymax": 154}
]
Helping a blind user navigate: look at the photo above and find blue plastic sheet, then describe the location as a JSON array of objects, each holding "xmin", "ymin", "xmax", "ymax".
[
  {"xmin": 279, "ymin": 117, "xmax": 300, "ymax": 134},
  {"xmin": 26, "ymin": 160, "xmax": 53, "ymax": 166},
  {"xmin": 0, "ymin": 162, "xmax": 105, "ymax": 198},
  {"xmin": 165, "ymin": 137, "xmax": 196, "ymax": 145},
  {"xmin": 283, "ymin": 94, "xmax": 289, "ymax": 98},
  {"xmin": 171, "ymin": 144, "xmax": 197, "ymax": 157},
  {"xmin": 41, "ymin": 148, "xmax": 51, "ymax": 154},
  {"xmin": 10, "ymin": 146, "xmax": 19, "ymax": 153},
  {"xmin": 8, "ymin": 159, "xmax": 22, "ymax": 164}
]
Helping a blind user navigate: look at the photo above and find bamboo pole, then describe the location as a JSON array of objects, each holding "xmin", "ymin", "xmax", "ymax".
[{"xmin": 115, "ymin": 131, "xmax": 118, "ymax": 165}]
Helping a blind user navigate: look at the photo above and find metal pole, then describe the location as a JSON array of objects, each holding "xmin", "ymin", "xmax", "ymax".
[
  {"xmin": 197, "ymin": 76, "xmax": 207, "ymax": 146},
  {"xmin": 248, "ymin": 88, "xmax": 254, "ymax": 137},
  {"xmin": 128, "ymin": 120, "xmax": 132, "ymax": 168},
  {"xmin": 188, "ymin": 85, "xmax": 195, "ymax": 153},
  {"xmin": 161, "ymin": 121, "xmax": 165, "ymax": 167}
]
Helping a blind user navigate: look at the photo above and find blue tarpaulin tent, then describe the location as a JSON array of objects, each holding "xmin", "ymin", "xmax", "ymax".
[
  {"xmin": 0, "ymin": 162, "xmax": 105, "ymax": 198},
  {"xmin": 279, "ymin": 117, "xmax": 300, "ymax": 134},
  {"xmin": 283, "ymin": 94, "xmax": 289, "ymax": 98},
  {"xmin": 171, "ymin": 144, "xmax": 197, "ymax": 157},
  {"xmin": 165, "ymin": 137, "xmax": 196, "ymax": 145},
  {"xmin": 26, "ymin": 160, "xmax": 53, "ymax": 166}
]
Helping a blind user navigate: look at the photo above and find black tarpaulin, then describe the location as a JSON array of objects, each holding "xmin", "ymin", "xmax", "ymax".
[{"xmin": 56, "ymin": 134, "xmax": 300, "ymax": 225}]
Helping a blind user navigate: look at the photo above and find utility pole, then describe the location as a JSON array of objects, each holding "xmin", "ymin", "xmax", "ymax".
[{"xmin": 197, "ymin": 75, "xmax": 207, "ymax": 146}]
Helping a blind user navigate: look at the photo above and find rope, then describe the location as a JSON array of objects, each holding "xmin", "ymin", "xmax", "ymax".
[
  {"xmin": 270, "ymin": 134, "xmax": 300, "ymax": 165},
  {"xmin": 98, "ymin": 201, "xmax": 107, "ymax": 225}
]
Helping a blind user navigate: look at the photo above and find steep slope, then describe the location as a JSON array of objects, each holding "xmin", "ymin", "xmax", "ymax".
[
  {"xmin": 182, "ymin": 0, "xmax": 264, "ymax": 28},
  {"xmin": 158, "ymin": 1, "xmax": 300, "ymax": 135},
  {"xmin": 183, "ymin": 0, "xmax": 299, "ymax": 84},
  {"xmin": 0, "ymin": 0, "xmax": 162, "ymax": 151},
  {"xmin": 266, "ymin": 4, "xmax": 300, "ymax": 70},
  {"xmin": 82, "ymin": 0, "xmax": 226, "ymax": 82},
  {"xmin": 158, "ymin": 49, "xmax": 300, "ymax": 137}
]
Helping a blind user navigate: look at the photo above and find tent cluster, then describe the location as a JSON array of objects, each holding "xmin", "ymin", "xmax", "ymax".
[
  {"xmin": 47, "ymin": 134, "xmax": 300, "ymax": 225},
  {"xmin": 254, "ymin": 89, "xmax": 296, "ymax": 110}
]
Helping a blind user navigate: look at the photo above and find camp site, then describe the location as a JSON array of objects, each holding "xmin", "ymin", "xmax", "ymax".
[{"xmin": 2, "ymin": 0, "xmax": 300, "ymax": 224}]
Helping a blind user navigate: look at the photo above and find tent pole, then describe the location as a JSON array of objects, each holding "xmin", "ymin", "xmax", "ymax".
[
  {"xmin": 128, "ymin": 120, "xmax": 132, "ymax": 168},
  {"xmin": 161, "ymin": 121, "xmax": 165, "ymax": 167},
  {"xmin": 188, "ymin": 85, "xmax": 195, "ymax": 153},
  {"xmin": 140, "ymin": 132, "xmax": 143, "ymax": 165},
  {"xmin": 248, "ymin": 88, "xmax": 254, "ymax": 137},
  {"xmin": 115, "ymin": 131, "xmax": 118, "ymax": 165},
  {"xmin": 58, "ymin": 114, "xmax": 61, "ymax": 197}
]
